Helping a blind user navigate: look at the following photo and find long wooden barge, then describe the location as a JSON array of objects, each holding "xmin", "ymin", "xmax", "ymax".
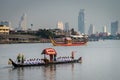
[
  {"xmin": 49, "ymin": 37, "xmax": 87, "ymax": 46},
  {"xmin": 9, "ymin": 58, "xmax": 82, "ymax": 68}
]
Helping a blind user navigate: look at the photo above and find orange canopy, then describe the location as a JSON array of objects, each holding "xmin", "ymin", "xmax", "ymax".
[{"xmin": 41, "ymin": 48, "xmax": 57, "ymax": 55}]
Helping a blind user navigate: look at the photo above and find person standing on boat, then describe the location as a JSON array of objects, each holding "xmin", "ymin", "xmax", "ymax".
[
  {"xmin": 54, "ymin": 54, "xmax": 57, "ymax": 61},
  {"xmin": 71, "ymin": 51, "xmax": 74, "ymax": 60},
  {"xmin": 17, "ymin": 53, "xmax": 21, "ymax": 63},
  {"xmin": 21, "ymin": 54, "xmax": 25, "ymax": 64}
]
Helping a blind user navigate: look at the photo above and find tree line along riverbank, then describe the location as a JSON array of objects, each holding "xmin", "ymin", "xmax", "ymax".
[{"xmin": 0, "ymin": 34, "xmax": 51, "ymax": 44}]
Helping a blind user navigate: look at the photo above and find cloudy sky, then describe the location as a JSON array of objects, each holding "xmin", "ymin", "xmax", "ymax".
[{"xmin": 0, "ymin": 0, "xmax": 120, "ymax": 32}]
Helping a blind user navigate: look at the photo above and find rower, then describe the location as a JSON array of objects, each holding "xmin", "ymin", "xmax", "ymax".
[
  {"xmin": 17, "ymin": 53, "xmax": 21, "ymax": 63},
  {"xmin": 71, "ymin": 51, "xmax": 74, "ymax": 60},
  {"xmin": 21, "ymin": 54, "xmax": 25, "ymax": 64}
]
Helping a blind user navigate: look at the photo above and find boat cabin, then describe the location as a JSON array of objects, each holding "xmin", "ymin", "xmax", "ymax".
[
  {"xmin": 41, "ymin": 48, "xmax": 57, "ymax": 62},
  {"xmin": 64, "ymin": 37, "xmax": 72, "ymax": 44}
]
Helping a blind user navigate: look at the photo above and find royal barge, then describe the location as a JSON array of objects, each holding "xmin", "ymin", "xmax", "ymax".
[
  {"xmin": 8, "ymin": 48, "xmax": 82, "ymax": 68},
  {"xmin": 49, "ymin": 36, "xmax": 87, "ymax": 46}
]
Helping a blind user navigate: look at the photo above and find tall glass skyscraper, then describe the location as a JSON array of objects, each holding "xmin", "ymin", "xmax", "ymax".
[
  {"xmin": 88, "ymin": 24, "xmax": 95, "ymax": 35},
  {"xmin": 64, "ymin": 22, "xmax": 69, "ymax": 32},
  {"xmin": 111, "ymin": 21, "xmax": 119, "ymax": 35},
  {"xmin": 78, "ymin": 9, "xmax": 85, "ymax": 34}
]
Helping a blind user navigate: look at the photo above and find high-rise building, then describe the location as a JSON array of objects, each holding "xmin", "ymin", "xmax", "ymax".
[
  {"xmin": 103, "ymin": 26, "xmax": 107, "ymax": 33},
  {"xmin": 64, "ymin": 22, "xmax": 70, "ymax": 36},
  {"xmin": 57, "ymin": 21, "xmax": 64, "ymax": 30},
  {"xmin": 18, "ymin": 13, "xmax": 27, "ymax": 31},
  {"xmin": 111, "ymin": 21, "xmax": 119, "ymax": 35},
  {"xmin": 88, "ymin": 24, "xmax": 95, "ymax": 35},
  {"xmin": 78, "ymin": 9, "xmax": 85, "ymax": 34},
  {"xmin": 64, "ymin": 22, "xmax": 69, "ymax": 31}
]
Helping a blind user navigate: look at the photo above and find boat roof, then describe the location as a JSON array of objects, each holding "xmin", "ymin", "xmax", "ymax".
[
  {"xmin": 64, "ymin": 37, "xmax": 72, "ymax": 40},
  {"xmin": 70, "ymin": 35, "xmax": 83, "ymax": 38},
  {"xmin": 41, "ymin": 48, "xmax": 57, "ymax": 55}
]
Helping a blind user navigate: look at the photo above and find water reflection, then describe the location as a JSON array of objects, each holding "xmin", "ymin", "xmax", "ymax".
[
  {"xmin": 42, "ymin": 65, "xmax": 56, "ymax": 80},
  {"xmin": 8, "ymin": 68, "xmax": 24, "ymax": 80},
  {"xmin": 8, "ymin": 63, "xmax": 76, "ymax": 80},
  {"xmin": 17, "ymin": 68, "xmax": 24, "ymax": 80}
]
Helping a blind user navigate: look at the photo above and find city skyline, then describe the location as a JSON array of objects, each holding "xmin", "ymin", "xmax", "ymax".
[{"xmin": 0, "ymin": 0, "xmax": 120, "ymax": 32}]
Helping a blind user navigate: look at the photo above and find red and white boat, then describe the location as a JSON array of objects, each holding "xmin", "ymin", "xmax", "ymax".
[{"xmin": 49, "ymin": 36, "xmax": 88, "ymax": 46}]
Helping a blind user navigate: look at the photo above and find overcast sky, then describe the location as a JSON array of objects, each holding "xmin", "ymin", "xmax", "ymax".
[{"xmin": 0, "ymin": 0, "xmax": 120, "ymax": 32}]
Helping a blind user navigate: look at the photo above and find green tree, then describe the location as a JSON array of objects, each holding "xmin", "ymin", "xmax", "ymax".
[{"xmin": 36, "ymin": 29, "xmax": 55, "ymax": 38}]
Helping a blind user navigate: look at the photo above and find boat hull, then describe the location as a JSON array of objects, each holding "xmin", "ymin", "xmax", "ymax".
[
  {"xmin": 49, "ymin": 37, "xmax": 87, "ymax": 46},
  {"xmin": 9, "ymin": 58, "xmax": 81, "ymax": 68}
]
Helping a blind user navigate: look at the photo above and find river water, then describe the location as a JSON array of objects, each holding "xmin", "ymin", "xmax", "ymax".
[{"xmin": 0, "ymin": 40, "xmax": 120, "ymax": 80}]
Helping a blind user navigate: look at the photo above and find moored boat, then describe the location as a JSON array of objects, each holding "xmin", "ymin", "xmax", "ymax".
[{"xmin": 49, "ymin": 36, "xmax": 87, "ymax": 46}]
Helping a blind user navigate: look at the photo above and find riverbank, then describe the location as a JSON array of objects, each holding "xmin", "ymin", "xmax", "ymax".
[
  {"xmin": 0, "ymin": 34, "xmax": 119, "ymax": 44},
  {"xmin": 0, "ymin": 34, "xmax": 50, "ymax": 44}
]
